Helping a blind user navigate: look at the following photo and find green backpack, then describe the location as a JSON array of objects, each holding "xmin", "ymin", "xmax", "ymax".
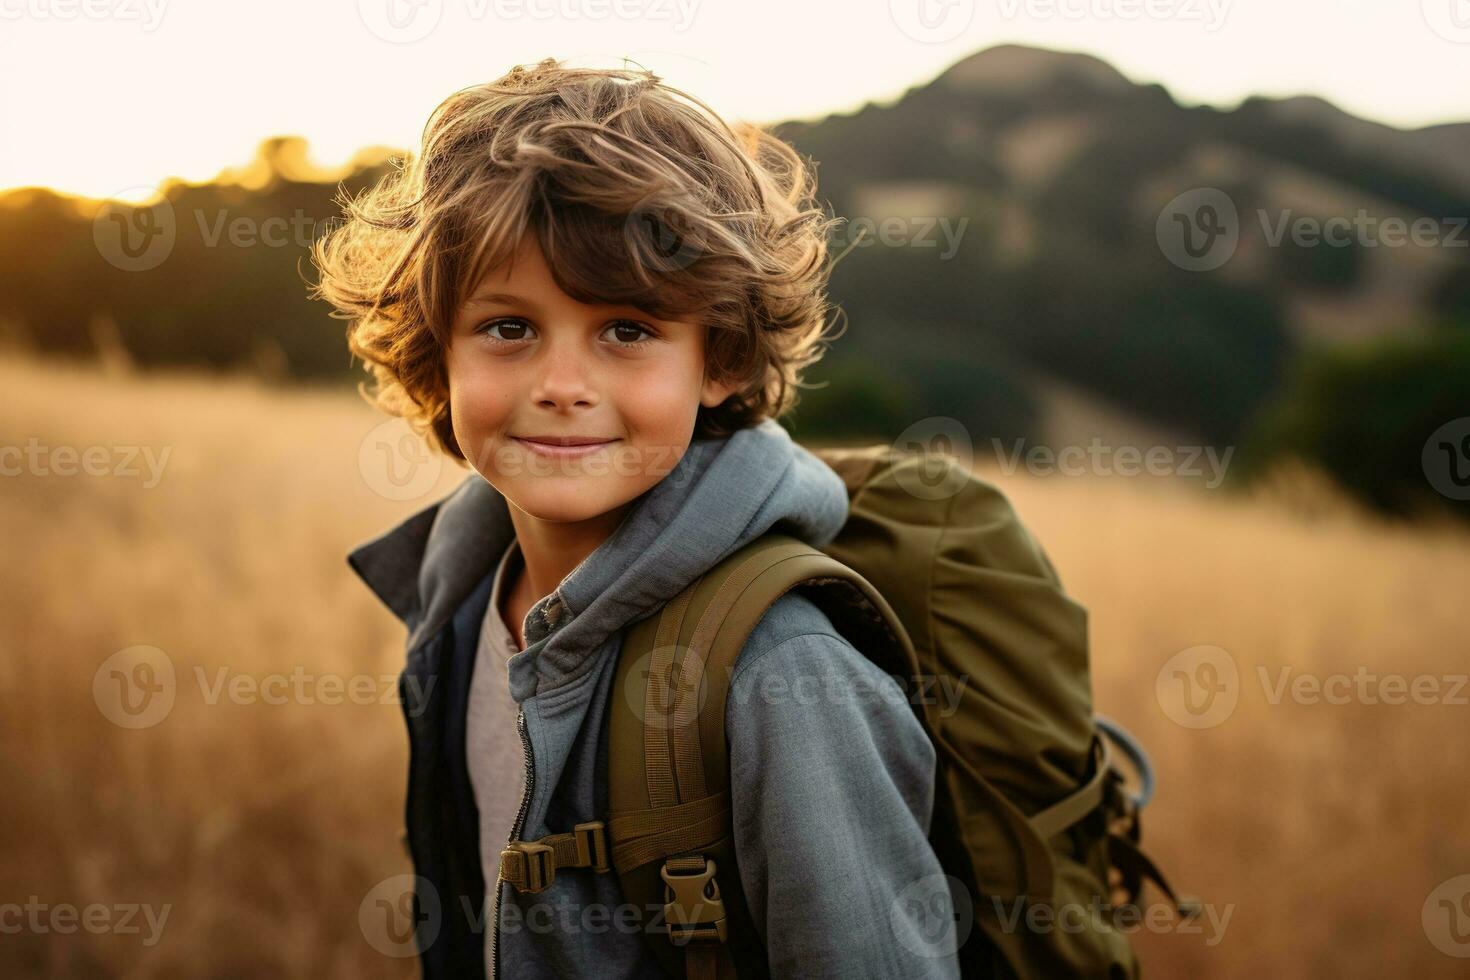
[{"xmin": 497, "ymin": 443, "xmax": 1196, "ymax": 978}]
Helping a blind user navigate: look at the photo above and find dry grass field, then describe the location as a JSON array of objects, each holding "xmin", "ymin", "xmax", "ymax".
[{"xmin": 3, "ymin": 352, "xmax": 1468, "ymax": 977}]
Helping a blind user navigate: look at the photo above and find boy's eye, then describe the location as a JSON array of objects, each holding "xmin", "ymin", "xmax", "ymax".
[
  {"xmin": 604, "ymin": 320, "xmax": 656, "ymax": 345},
  {"xmin": 478, "ymin": 319, "xmax": 532, "ymax": 343}
]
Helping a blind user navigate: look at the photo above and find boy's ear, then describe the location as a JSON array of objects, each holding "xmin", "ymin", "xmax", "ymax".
[{"xmin": 699, "ymin": 371, "xmax": 738, "ymax": 409}]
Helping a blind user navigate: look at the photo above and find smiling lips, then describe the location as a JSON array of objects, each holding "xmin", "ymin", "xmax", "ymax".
[
  {"xmin": 512, "ymin": 435, "xmax": 620, "ymax": 458},
  {"xmin": 516, "ymin": 435, "xmax": 617, "ymax": 446}
]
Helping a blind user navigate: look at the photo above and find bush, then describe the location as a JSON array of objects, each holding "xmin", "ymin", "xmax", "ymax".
[{"xmin": 1237, "ymin": 327, "xmax": 1470, "ymax": 520}]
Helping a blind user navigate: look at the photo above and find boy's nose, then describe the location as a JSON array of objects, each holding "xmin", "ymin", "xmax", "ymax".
[{"xmin": 531, "ymin": 346, "xmax": 600, "ymax": 410}]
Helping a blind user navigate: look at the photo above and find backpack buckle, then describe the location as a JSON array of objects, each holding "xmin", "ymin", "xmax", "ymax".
[
  {"xmin": 573, "ymin": 821, "xmax": 611, "ymax": 873},
  {"xmin": 661, "ymin": 856, "xmax": 727, "ymax": 945},
  {"xmin": 502, "ymin": 841, "xmax": 555, "ymax": 893}
]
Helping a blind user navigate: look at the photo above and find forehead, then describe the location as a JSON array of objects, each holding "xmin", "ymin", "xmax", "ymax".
[
  {"xmin": 462, "ymin": 237, "xmax": 557, "ymax": 300},
  {"xmin": 461, "ymin": 243, "xmax": 635, "ymax": 315}
]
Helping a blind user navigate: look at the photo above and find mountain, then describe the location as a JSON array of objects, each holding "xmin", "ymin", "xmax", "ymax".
[
  {"xmin": 772, "ymin": 44, "xmax": 1470, "ymax": 449},
  {"xmin": 1262, "ymin": 95, "xmax": 1470, "ymax": 199}
]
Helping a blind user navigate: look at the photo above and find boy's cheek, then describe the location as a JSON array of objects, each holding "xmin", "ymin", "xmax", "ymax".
[
  {"xmin": 450, "ymin": 417, "xmax": 511, "ymax": 477},
  {"xmin": 447, "ymin": 384, "xmax": 517, "ymax": 466}
]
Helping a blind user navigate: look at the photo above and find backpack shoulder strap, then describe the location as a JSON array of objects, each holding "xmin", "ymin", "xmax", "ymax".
[{"xmin": 604, "ymin": 533, "xmax": 908, "ymax": 979}]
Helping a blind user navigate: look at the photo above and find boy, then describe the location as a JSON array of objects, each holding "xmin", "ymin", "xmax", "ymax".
[{"xmin": 317, "ymin": 58, "xmax": 961, "ymax": 979}]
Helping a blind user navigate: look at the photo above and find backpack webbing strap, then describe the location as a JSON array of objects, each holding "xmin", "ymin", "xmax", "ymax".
[
  {"xmin": 499, "ymin": 821, "xmax": 612, "ymax": 894},
  {"xmin": 605, "ymin": 790, "xmax": 730, "ymax": 872},
  {"xmin": 1030, "ymin": 735, "xmax": 1110, "ymax": 842}
]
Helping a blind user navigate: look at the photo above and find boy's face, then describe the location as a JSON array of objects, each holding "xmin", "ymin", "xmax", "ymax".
[{"xmin": 446, "ymin": 235, "xmax": 736, "ymax": 525}]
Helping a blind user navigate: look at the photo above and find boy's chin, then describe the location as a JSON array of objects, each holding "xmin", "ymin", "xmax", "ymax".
[{"xmin": 500, "ymin": 480, "xmax": 644, "ymax": 525}]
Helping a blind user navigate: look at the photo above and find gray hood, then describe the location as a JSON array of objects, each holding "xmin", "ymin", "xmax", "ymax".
[{"xmin": 347, "ymin": 416, "xmax": 850, "ymax": 702}]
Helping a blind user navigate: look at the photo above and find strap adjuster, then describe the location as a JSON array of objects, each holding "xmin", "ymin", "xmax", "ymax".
[
  {"xmin": 502, "ymin": 841, "xmax": 555, "ymax": 893},
  {"xmin": 661, "ymin": 855, "xmax": 728, "ymax": 945},
  {"xmin": 574, "ymin": 821, "xmax": 611, "ymax": 873}
]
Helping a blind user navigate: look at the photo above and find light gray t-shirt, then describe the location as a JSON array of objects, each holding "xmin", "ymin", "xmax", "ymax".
[{"xmin": 466, "ymin": 537, "xmax": 528, "ymax": 975}]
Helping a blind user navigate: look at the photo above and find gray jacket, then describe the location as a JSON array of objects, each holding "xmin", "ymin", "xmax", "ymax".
[{"xmin": 347, "ymin": 418, "xmax": 962, "ymax": 979}]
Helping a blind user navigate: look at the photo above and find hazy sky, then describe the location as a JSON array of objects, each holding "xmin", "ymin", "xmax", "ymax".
[{"xmin": 1, "ymin": 0, "xmax": 1467, "ymax": 200}]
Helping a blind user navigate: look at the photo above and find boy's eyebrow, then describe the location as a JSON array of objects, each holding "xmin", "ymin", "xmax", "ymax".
[
  {"xmin": 465, "ymin": 291, "xmax": 526, "ymax": 306},
  {"xmin": 462, "ymin": 289, "xmax": 662, "ymax": 320}
]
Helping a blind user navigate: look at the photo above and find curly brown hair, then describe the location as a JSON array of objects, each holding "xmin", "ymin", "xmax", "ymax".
[{"xmin": 310, "ymin": 57, "xmax": 846, "ymax": 463}]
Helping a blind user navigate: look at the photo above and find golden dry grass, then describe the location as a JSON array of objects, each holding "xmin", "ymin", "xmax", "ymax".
[
  {"xmin": 2, "ymin": 353, "xmax": 1467, "ymax": 977},
  {"xmin": 990, "ymin": 460, "xmax": 1470, "ymax": 976}
]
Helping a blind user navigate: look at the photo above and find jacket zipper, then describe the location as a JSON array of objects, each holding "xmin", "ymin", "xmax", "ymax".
[{"xmin": 491, "ymin": 704, "xmax": 535, "ymax": 980}]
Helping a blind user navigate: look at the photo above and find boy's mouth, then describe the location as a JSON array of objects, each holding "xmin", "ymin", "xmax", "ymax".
[{"xmin": 512, "ymin": 436, "xmax": 621, "ymax": 458}]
